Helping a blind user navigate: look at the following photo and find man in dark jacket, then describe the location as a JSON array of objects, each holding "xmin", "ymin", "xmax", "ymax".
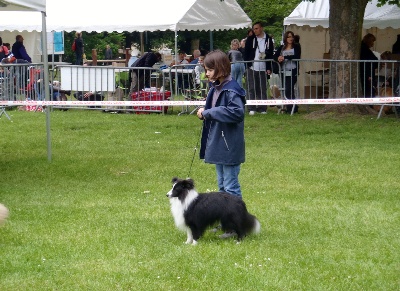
[
  {"xmin": 74, "ymin": 32, "xmax": 84, "ymax": 65},
  {"xmin": 12, "ymin": 35, "xmax": 31, "ymax": 63},
  {"xmin": 243, "ymin": 22, "xmax": 274, "ymax": 114},
  {"xmin": 129, "ymin": 52, "xmax": 162, "ymax": 94}
]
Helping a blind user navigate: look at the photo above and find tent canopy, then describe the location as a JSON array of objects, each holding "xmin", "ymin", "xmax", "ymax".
[
  {"xmin": 0, "ymin": 0, "xmax": 45, "ymax": 12},
  {"xmin": 1, "ymin": 0, "xmax": 251, "ymax": 33},
  {"xmin": 284, "ymin": 0, "xmax": 400, "ymax": 29}
]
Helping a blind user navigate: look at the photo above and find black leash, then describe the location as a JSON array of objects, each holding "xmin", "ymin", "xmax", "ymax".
[{"xmin": 187, "ymin": 125, "xmax": 203, "ymax": 178}]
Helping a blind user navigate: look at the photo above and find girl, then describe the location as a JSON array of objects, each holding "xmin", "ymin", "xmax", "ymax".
[
  {"xmin": 197, "ymin": 50, "xmax": 246, "ymax": 199},
  {"xmin": 274, "ymin": 30, "xmax": 301, "ymax": 113}
]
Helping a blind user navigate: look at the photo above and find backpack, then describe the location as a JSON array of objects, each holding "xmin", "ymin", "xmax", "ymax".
[{"xmin": 72, "ymin": 40, "xmax": 76, "ymax": 52}]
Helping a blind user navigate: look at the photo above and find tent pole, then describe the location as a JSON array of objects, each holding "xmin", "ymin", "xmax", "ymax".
[
  {"xmin": 140, "ymin": 32, "xmax": 144, "ymax": 55},
  {"xmin": 41, "ymin": 11, "xmax": 52, "ymax": 162},
  {"xmin": 174, "ymin": 29, "xmax": 178, "ymax": 96},
  {"xmin": 209, "ymin": 31, "xmax": 213, "ymax": 51}
]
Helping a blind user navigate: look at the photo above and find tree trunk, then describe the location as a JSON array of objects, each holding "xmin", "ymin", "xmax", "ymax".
[
  {"xmin": 190, "ymin": 39, "xmax": 200, "ymax": 53},
  {"xmin": 322, "ymin": 0, "xmax": 375, "ymax": 115}
]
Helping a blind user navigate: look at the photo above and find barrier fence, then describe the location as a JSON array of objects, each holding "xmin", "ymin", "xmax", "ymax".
[{"xmin": 1, "ymin": 59, "xmax": 399, "ymax": 115}]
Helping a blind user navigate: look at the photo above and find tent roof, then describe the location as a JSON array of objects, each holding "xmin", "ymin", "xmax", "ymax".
[
  {"xmin": 284, "ymin": 0, "xmax": 400, "ymax": 29},
  {"xmin": 0, "ymin": 0, "xmax": 251, "ymax": 32},
  {"xmin": 0, "ymin": 0, "xmax": 45, "ymax": 12}
]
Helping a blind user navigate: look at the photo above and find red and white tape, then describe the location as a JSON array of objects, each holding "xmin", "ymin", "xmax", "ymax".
[{"xmin": 1, "ymin": 97, "xmax": 399, "ymax": 107}]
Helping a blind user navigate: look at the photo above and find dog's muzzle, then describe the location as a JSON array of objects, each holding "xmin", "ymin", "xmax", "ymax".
[{"xmin": 166, "ymin": 189, "xmax": 172, "ymax": 198}]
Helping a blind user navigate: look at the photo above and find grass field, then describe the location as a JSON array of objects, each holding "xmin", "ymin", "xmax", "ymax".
[{"xmin": 1, "ymin": 107, "xmax": 399, "ymax": 290}]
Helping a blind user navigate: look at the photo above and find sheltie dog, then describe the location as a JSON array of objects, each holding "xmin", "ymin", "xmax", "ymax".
[{"xmin": 166, "ymin": 177, "xmax": 260, "ymax": 245}]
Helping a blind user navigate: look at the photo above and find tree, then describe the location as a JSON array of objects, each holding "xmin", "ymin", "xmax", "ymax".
[
  {"xmin": 238, "ymin": 0, "xmax": 301, "ymax": 43},
  {"xmin": 239, "ymin": 0, "xmax": 399, "ymax": 115},
  {"xmin": 320, "ymin": 0, "xmax": 400, "ymax": 114}
]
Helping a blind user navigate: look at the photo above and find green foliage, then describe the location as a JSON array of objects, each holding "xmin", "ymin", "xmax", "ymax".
[
  {"xmin": 0, "ymin": 110, "xmax": 399, "ymax": 290},
  {"xmin": 240, "ymin": 0, "xmax": 302, "ymax": 43},
  {"xmin": 377, "ymin": 0, "xmax": 400, "ymax": 6},
  {"xmin": 63, "ymin": 32, "xmax": 125, "ymax": 63}
]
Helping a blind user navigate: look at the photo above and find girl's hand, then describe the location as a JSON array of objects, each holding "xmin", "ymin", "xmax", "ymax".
[{"xmin": 197, "ymin": 107, "xmax": 205, "ymax": 120}]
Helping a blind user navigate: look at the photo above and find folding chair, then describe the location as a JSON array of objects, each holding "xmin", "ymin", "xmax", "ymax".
[
  {"xmin": 0, "ymin": 106, "xmax": 11, "ymax": 120},
  {"xmin": 0, "ymin": 66, "xmax": 12, "ymax": 120}
]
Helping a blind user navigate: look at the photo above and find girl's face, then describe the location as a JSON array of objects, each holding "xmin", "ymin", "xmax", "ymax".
[
  {"xmin": 204, "ymin": 66, "xmax": 216, "ymax": 82},
  {"xmin": 286, "ymin": 34, "xmax": 294, "ymax": 44}
]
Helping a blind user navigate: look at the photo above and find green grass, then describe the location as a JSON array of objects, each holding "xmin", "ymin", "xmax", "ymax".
[{"xmin": 0, "ymin": 107, "xmax": 399, "ymax": 290}]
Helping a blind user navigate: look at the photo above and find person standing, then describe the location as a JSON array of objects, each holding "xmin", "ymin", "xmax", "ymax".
[
  {"xmin": 129, "ymin": 51, "xmax": 162, "ymax": 94},
  {"xmin": 360, "ymin": 33, "xmax": 378, "ymax": 98},
  {"xmin": 105, "ymin": 44, "xmax": 113, "ymax": 60},
  {"xmin": 11, "ymin": 35, "xmax": 31, "ymax": 63},
  {"xmin": 196, "ymin": 50, "xmax": 246, "ymax": 200},
  {"xmin": 392, "ymin": 34, "xmax": 400, "ymax": 54},
  {"xmin": 243, "ymin": 22, "xmax": 274, "ymax": 115},
  {"xmin": 239, "ymin": 38, "xmax": 246, "ymax": 56},
  {"xmin": 228, "ymin": 39, "xmax": 245, "ymax": 87},
  {"xmin": 74, "ymin": 32, "xmax": 84, "ymax": 65},
  {"xmin": 274, "ymin": 30, "xmax": 301, "ymax": 114}
]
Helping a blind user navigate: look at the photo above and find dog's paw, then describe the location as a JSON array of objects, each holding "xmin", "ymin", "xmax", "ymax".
[
  {"xmin": 192, "ymin": 240, "xmax": 198, "ymax": 246},
  {"xmin": 185, "ymin": 239, "xmax": 193, "ymax": 244}
]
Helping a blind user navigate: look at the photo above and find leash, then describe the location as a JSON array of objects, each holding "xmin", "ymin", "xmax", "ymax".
[{"xmin": 187, "ymin": 124, "xmax": 203, "ymax": 178}]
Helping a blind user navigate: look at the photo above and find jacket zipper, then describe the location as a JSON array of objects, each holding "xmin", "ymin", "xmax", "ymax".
[{"xmin": 221, "ymin": 131, "xmax": 230, "ymax": 151}]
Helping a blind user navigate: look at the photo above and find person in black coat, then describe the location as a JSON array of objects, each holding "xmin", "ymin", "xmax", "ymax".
[
  {"xmin": 74, "ymin": 32, "xmax": 84, "ymax": 65},
  {"xmin": 129, "ymin": 52, "xmax": 162, "ymax": 94},
  {"xmin": 11, "ymin": 35, "xmax": 31, "ymax": 63},
  {"xmin": 392, "ymin": 34, "xmax": 400, "ymax": 54},
  {"xmin": 360, "ymin": 33, "xmax": 378, "ymax": 98}
]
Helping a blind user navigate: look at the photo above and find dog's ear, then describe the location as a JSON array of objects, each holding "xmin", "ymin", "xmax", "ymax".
[
  {"xmin": 171, "ymin": 177, "xmax": 179, "ymax": 184},
  {"xmin": 185, "ymin": 178, "xmax": 195, "ymax": 188}
]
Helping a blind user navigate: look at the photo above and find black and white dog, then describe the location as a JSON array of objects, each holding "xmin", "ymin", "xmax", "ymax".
[{"xmin": 166, "ymin": 177, "xmax": 260, "ymax": 245}]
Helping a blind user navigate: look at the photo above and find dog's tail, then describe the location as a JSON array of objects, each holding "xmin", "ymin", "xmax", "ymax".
[{"xmin": 245, "ymin": 213, "xmax": 261, "ymax": 235}]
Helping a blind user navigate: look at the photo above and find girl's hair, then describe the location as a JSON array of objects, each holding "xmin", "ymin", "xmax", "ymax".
[
  {"xmin": 0, "ymin": 37, "xmax": 3, "ymax": 45},
  {"xmin": 362, "ymin": 33, "xmax": 376, "ymax": 47},
  {"xmin": 203, "ymin": 50, "xmax": 231, "ymax": 79},
  {"xmin": 230, "ymin": 39, "xmax": 240, "ymax": 50},
  {"xmin": 283, "ymin": 30, "xmax": 295, "ymax": 49}
]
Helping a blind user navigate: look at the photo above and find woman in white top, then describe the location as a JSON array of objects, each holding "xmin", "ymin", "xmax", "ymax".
[{"xmin": 273, "ymin": 30, "xmax": 301, "ymax": 113}]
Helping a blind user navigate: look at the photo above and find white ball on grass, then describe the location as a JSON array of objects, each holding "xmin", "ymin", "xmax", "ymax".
[{"xmin": 0, "ymin": 203, "xmax": 9, "ymax": 225}]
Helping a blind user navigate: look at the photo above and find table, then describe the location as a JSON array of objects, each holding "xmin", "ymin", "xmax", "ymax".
[
  {"xmin": 305, "ymin": 68, "xmax": 330, "ymax": 98},
  {"xmin": 162, "ymin": 68, "xmax": 194, "ymax": 95}
]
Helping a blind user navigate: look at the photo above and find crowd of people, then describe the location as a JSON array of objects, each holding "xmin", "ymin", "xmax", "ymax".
[
  {"xmin": 360, "ymin": 33, "xmax": 400, "ymax": 101},
  {"xmin": 1, "ymin": 27, "xmax": 399, "ymax": 112}
]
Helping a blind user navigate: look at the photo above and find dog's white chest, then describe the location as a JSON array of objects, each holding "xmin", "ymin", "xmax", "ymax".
[{"xmin": 169, "ymin": 198, "xmax": 187, "ymax": 231}]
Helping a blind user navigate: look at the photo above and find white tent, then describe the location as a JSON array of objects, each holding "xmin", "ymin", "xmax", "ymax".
[
  {"xmin": 0, "ymin": 0, "xmax": 252, "ymax": 62},
  {"xmin": 284, "ymin": 0, "xmax": 400, "ymax": 59}
]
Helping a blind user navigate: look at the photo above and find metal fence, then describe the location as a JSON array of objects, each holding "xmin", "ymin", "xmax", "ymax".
[{"xmin": 1, "ymin": 59, "xmax": 399, "ymax": 115}]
